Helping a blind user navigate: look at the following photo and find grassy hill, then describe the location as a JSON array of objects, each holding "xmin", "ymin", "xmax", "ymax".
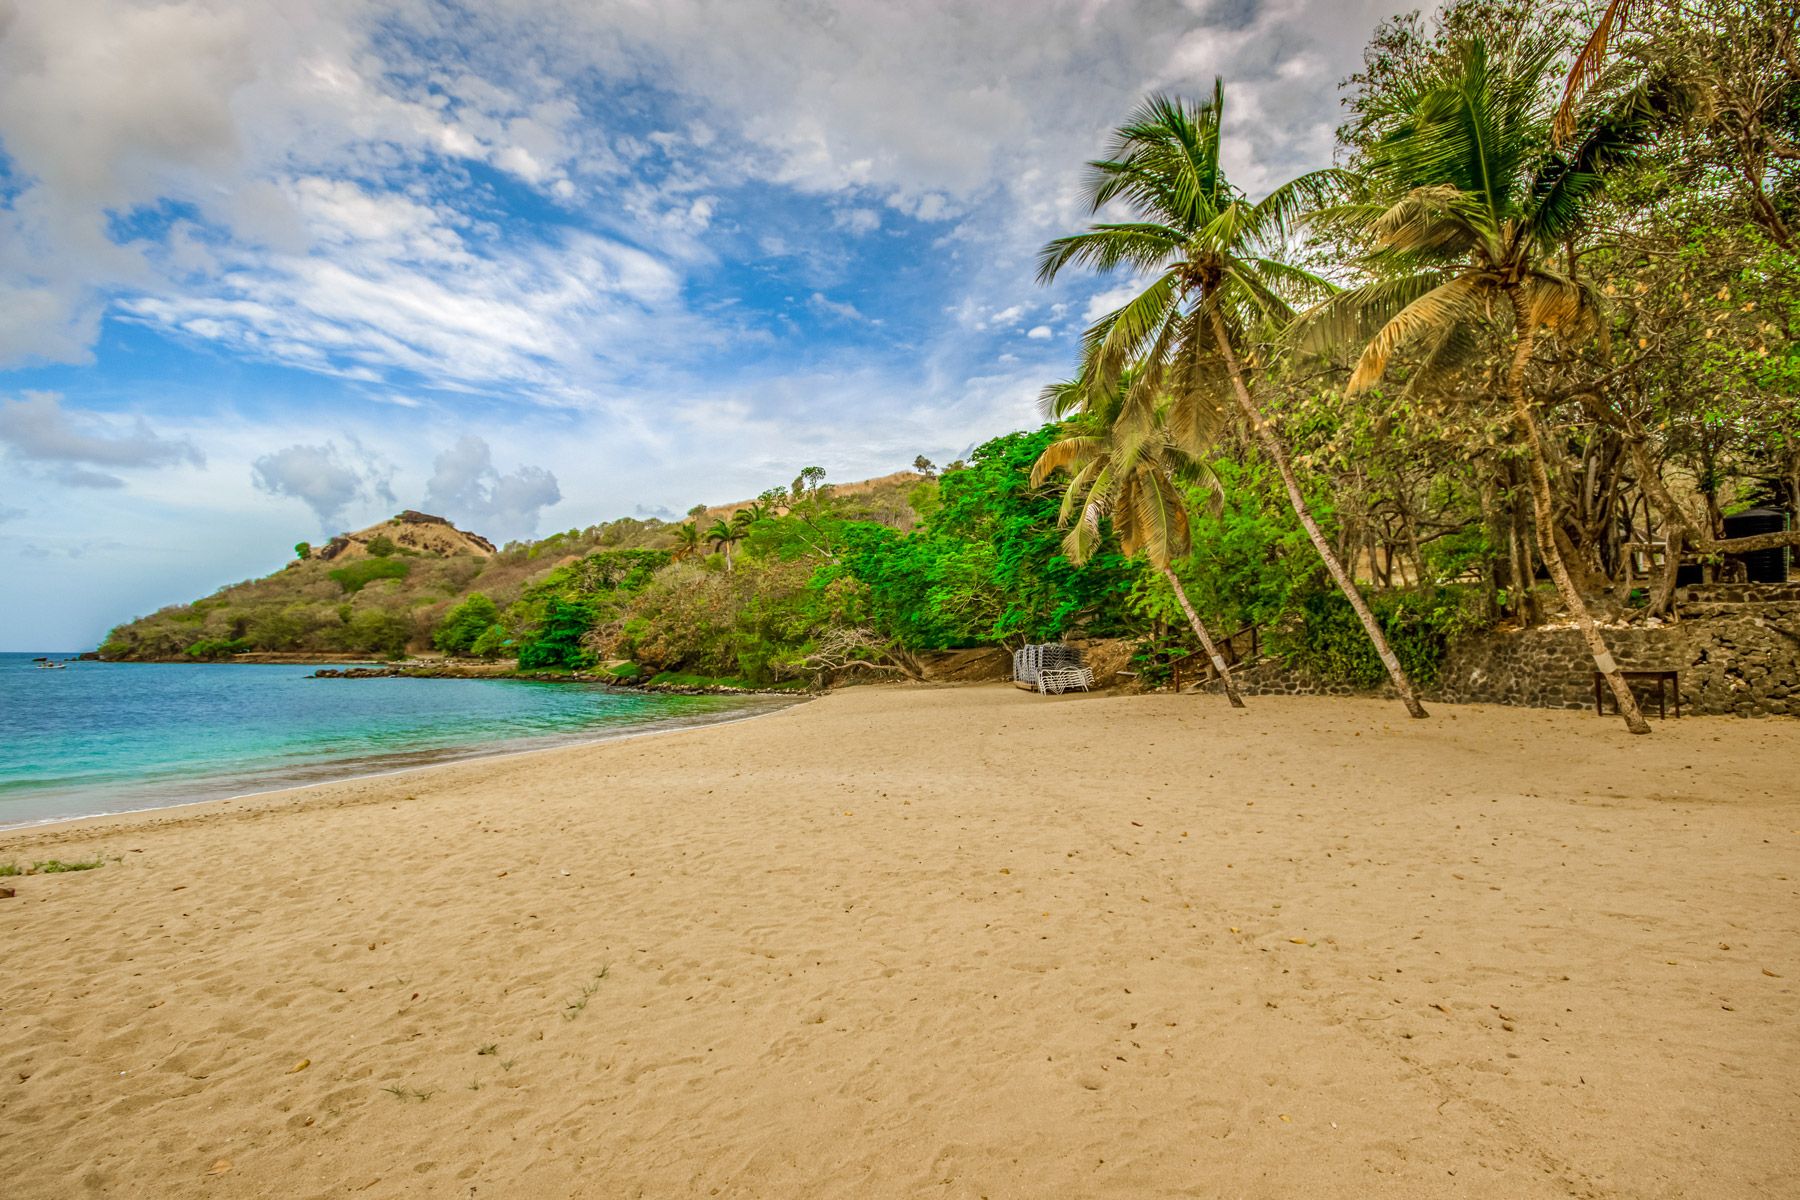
[{"xmin": 100, "ymin": 470, "xmax": 926, "ymax": 663}]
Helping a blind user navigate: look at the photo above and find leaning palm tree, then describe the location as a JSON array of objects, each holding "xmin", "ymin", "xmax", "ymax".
[
  {"xmin": 1032, "ymin": 378, "xmax": 1246, "ymax": 708},
  {"xmin": 706, "ymin": 518, "xmax": 743, "ymax": 572},
  {"xmin": 1315, "ymin": 36, "xmax": 1665, "ymax": 733},
  {"xmin": 1039, "ymin": 84, "xmax": 1430, "ymax": 719}
]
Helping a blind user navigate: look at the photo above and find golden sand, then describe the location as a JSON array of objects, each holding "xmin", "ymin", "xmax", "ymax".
[{"xmin": 1, "ymin": 685, "xmax": 1795, "ymax": 1198}]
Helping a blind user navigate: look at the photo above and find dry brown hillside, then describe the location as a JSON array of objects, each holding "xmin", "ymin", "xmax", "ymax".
[{"xmin": 311, "ymin": 511, "xmax": 496, "ymax": 561}]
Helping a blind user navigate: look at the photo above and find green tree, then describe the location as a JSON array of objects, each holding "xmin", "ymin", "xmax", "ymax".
[
  {"xmin": 433, "ymin": 592, "xmax": 500, "ymax": 655},
  {"xmin": 1322, "ymin": 35, "xmax": 1666, "ymax": 731},
  {"xmin": 1038, "ymin": 85, "xmax": 1429, "ymax": 718},
  {"xmin": 516, "ymin": 597, "xmax": 597, "ymax": 670},
  {"xmin": 294, "ymin": 541, "xmax": 311, "ymax": 560}
]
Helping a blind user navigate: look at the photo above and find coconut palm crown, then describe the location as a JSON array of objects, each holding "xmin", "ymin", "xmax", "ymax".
[
  {"xmin": 1314, "ymin": 36, "xmax": 1670, "ymax": 397},
  {"xmin": 1030, "ymin": 376, "xmax": 1220, "ymax": 569},
  {"xmin": 1036, "ymin": 83, "xmax": 1341, "ymax": 449}
]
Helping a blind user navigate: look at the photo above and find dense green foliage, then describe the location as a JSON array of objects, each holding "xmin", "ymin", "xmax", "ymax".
[
  {"xmin": 432, "ymin": 593, "xmax": 500, "ymax": 655},
  {"xmin": 838, "ymin": 430, "xmax": 1137, "ymax": 649},
  {"xmin": 516, "ymin": 598, "xmax": 599, "ymax": 670}
]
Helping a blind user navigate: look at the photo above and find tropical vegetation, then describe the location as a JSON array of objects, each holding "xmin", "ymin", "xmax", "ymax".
[{"xmin": 98, "ymin": 0, "xmax": 1793, "ymax": 720}]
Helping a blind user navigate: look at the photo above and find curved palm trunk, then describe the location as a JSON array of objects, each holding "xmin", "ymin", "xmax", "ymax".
[
  {"xmin": 1205, "ymin": 307, "xmax": 1429, "ymax": 719},
  {"xmin": 1505, "ymin": 296, "xmax": 1649, "ymax": 735},
  {"xmin": 1158, "ymin": 564, "xmax": 1245, "ymax": 708}
]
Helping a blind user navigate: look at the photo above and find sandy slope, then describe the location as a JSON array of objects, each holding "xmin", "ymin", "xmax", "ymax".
[{"xmin": 1, "ymin": 686, "xmax": 1795, "ymax": 1199}]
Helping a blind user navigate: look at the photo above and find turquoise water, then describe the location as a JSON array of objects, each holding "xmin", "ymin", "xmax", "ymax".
[{"xmin": 0, "ymin": 654, "xmax": 792, "ymax": 828}]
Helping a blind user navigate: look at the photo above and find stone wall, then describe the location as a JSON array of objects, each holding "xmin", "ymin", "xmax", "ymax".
[{"xmin": 1200, "ymin": 595, "xmax": 1800, "ymax": 718}]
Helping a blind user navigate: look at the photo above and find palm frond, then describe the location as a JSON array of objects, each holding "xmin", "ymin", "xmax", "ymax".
[
  {"xmin": 1036, "ymin": 224, "xmax": 1183, "ymax": 284},
  {"xmin": 1519, "ymin": 270, "xmax": 1609, "ymax": 351},
  {"xmin": 1399, "ymin": 318, "xmax": 1485, "ymax": 403},
  {"xmin": 1246, "ymin": 167, "xmax": 1356, "ymax": 245},
  {"xmin": 1554, "ymin": 0, "xmax": 1641, "ymax": 145},
  {"xmin": 1346, "ymin": 274, "xmax": 1487, "ymax": 395},
  {"xmin": 1288, "ymin": 269, "xmax": 1448, "ymax": 358},
  {"xmin": 1527, "ymin": 80, "xmax": 1670, "ymax": 247},
  {"xmin": 1029, "ymin": 436, "xmax": 1107, "ymax": 488},
  {"xmin": 1081, "ymin": 271, "xmax": 1181, "ymax": 395}
]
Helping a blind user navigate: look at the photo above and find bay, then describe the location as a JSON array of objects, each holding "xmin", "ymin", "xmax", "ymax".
[{"xmin": 0, "ymin": 653, "xmax": 792, "ymax": 828}]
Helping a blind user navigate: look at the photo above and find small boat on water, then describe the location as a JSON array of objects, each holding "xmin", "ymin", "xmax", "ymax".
[{"xmin": 32, "ymin": 658, "xmax": 69, "ymax": 670}]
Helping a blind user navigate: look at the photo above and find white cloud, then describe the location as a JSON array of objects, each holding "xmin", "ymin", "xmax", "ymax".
[
  {"xmin": 252, "ymin": 440, "xmax": 396, "ymax": 533},
  {"xmin": 422, "ymin": 435, "xmax": 561, "ymax": 540},
  {"xmin": 1025, "ymin": 325, "xmax": 1053, "ymax": 340},
  {"xmin": 0, "ymin": 0, "xmax": 1405, "ymax": 379},
  {"xmin": 0, "ymin": 392, "xmax": 204, "ymax": 488},
  {"xmin": 1083, "ymin": 279, "xmax": 1155, "ymax": 323},
  {"xmin": 831, "ymin": 207, "xmax": 882, "ymax": 235},
  {"xmin": 807, "ymin": 292, "xmax": 867, "ymax": 323},
  {"xmin": 119, "ymin": 177, "xmax": 698, "ymax": 399}
]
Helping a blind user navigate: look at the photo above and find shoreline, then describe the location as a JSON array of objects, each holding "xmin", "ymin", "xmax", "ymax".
[
  {"xmin": 3, "ymin": 686, "xmax": 1795, "ymax": 1197},
  {"xmin": 69, "ymin": 654, "xmax": 817, "ymax": 697},
  {"xmin": 0, "ymin": 692, "xmax": 807, "ymax": 841}
]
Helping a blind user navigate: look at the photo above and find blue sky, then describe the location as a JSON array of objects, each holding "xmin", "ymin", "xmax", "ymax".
[{"xmin": 0, "ymin": 0, "xmax": 1413, "ymax": 650}]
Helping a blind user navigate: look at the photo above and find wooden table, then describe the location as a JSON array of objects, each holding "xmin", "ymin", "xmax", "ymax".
[{"xmin": 1594, "ymin": 669, "xmax": 1680, "ymax": 719}]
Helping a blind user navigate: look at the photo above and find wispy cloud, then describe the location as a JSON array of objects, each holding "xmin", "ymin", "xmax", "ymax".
[{"xmin": 0, "ymin": 392, "xmax": 203, "ymax": 488}]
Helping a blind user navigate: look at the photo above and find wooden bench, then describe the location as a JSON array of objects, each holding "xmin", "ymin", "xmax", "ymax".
[{"xmin": 1593, "ymin": 669, "xmax": 1680, "ymax": 719}]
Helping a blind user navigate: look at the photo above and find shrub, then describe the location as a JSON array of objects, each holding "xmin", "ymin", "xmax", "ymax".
[
  {"xmin": 365, "ymin": 534, "xmax": 398, "ymax": 557},
  {"xmin": 185, "ymin": 637, "xmax": 250, "ymax": 660},
  {"xmin": 337, "ymin": 608, "xmax": 415, "ymax": 657},
  {"xmin": 469, "ymin": 623, "xmax": 510, "ymax": 658},
  {"xmin": 329, "ymin": 557, "xmax": 410, "ymax": 594},
  {"xmin": 433, "ymin": 593, "xmax": 501, "ymax": 655},
  {"xmin": 1285, "ymin": 586, "xmax": 1488, "ymax": 689}
]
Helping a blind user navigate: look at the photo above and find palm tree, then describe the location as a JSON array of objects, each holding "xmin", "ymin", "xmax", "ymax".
[
  {"xmin": 706, "ymin": 518, "xmax": 744, "ymax": 572},
  {"xmin": 1317, "ymin": 36, "xmax": 1665, "ymax": 733},
  {"xmin": 1039, "ymin": 85, "xmax": 1430, "ymax": 719},
  {"xmin": 1032, "ymin": 376, "xmax": 1246, "ymax": 707},
  {"xmin": 671, "ymin": 521, "xmax": 701, "ymax": 562}
]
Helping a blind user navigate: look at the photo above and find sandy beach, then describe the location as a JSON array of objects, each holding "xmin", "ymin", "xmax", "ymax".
[{"xmin": 1, "ymin": 684, "xmax": 1795, "ymax": 1198}]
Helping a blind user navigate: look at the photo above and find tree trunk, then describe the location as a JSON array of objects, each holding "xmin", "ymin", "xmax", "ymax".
[
  {"xmin": 1159, "ymin": 564, "xmax": 1245, "ymax": 708},
  {"xmin": 1205, "ymin": 307, "xmax": 1428, "ymax": 719},
  {"xmin": 1505, "ymin": 295, "xmax": 1650, "ymax": 734}
]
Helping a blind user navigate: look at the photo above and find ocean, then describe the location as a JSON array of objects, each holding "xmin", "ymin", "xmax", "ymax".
[{"xmin": 0, "ymin": 653, "xmax": 793, "ymax": 828}]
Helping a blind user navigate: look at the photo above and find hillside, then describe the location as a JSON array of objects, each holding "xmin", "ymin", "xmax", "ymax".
[
  {"xmin": 98, "ymin": 469, "xmax": 928, "ymax": 662},
  {"xmin": 308, "ymin": 511, "xmax": 497, "ymax": 562}
]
